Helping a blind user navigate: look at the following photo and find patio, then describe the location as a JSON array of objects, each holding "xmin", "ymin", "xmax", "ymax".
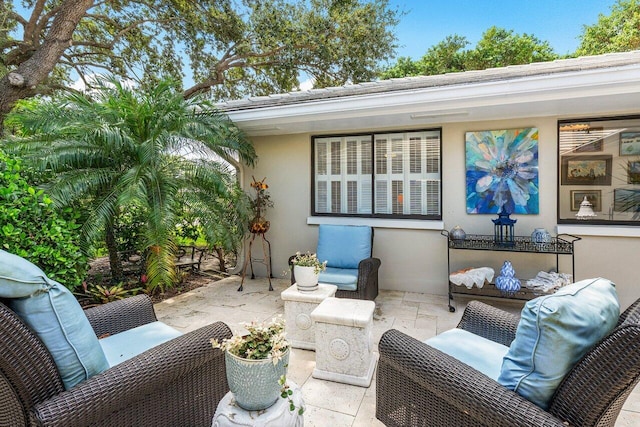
[{"xmin": 154, "ymin": 275, "xmax": 640, "ymax": 427}]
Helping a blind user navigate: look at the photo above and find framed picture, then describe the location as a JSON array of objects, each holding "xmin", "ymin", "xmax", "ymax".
[
  {"xmin": 561, "ymin": 155, "xmax": 612, "ymax": 186},
  {"xmin": 465, "ymin": 128, "xmax": 539, "ymax": 214},
  {"xmin": 570, "ymin": 190, "xmax": 602, "ymax": 212},
  {"xmin": 574, "ymin": 128, "xmax": 604, "ymax": 152},
  {"xmin": 628, "ymin": 161, "xmax": 640, "ymax": 184},
  {"xmin": 614, "ymin": 188, "xmax": 640, "ymax": 212},
  {"xmin": 620, "ymin": 131, "xmax": 640, "ymax": 156}
]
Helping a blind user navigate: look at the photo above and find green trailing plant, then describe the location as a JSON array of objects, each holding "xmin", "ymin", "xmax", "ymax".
[{"xmin": 0, "ymin": 150, "xmax": 88, "ymax": 290}]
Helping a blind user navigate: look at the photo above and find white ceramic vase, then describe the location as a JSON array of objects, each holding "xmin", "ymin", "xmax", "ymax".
[{"xmin": 294, "ymin": 265, "xmax": 319, "ymax": 292}]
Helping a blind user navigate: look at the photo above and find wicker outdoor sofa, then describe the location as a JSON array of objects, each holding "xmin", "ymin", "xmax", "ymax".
[
  {"xmin": 0, "ymin": 294, "xmax": 232, "ymax": 427},
  {"xmin": 377, "ymin": 298, "xmax": 640, "ymax": 427}
]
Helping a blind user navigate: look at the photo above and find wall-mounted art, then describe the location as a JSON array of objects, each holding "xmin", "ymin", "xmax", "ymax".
[
  {"xmin": 570, "ymin": 190, "xmax": 602, "ymax": 212},
  {"xmin": 465, "ymin": 128, "xmax": 539, "ymax": 214},
  {"xmin": 628, "ymin": 161, "xmax": 640, "ymax": 184},
  {"xmin": 561, "ymin": 155, "xmax": 612, "ymax": 185},
  {"xmin": 620, "ymin": 131, "xmax": 640, "ymax": 156}
]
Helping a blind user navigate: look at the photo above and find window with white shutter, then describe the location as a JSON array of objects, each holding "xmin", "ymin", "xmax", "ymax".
[{"xmin": 312, "ymin": 129, "xmax": 441, "ymax": 219}]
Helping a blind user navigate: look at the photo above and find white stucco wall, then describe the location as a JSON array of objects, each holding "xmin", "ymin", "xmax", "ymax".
[{"xmin": 243, "ymin": 117, "xmax": 639, "ymax": 310}]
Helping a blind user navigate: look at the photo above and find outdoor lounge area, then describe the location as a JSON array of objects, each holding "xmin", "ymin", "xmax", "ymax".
[{"xmin": 153, "ymin": 274, "xmax": 640, "ymax": 427}]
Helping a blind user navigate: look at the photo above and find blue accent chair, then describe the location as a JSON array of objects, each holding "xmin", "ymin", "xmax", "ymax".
[{"xmin": 290, "ymin": 225, "xmax": 381, "ymax": 300}]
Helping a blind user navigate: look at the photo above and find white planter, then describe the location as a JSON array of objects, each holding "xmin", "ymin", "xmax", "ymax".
[{"xmin": 294, "ymin": 265, "xmax": 319, "ymax": 292}]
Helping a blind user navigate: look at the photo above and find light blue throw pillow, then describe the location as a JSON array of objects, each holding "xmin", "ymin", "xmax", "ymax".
[
  {"xmin": 498, "ymin": 277, "xmax": 619, "ymax": 409},
  {"xmin": 0, "ymin": 250, "xmax": 109, "ymax": 389}
]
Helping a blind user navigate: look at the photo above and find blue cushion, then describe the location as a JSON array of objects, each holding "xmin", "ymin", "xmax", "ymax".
[
  {"xmin": 316, "ymin": 225, "xmax": 372, "ymax": 269},
  {"xmin": 426, "ymin": 328, "xmax": 509, "ymax": 380},
  {"xmin": 0, "ymin": 250, "xmax": 109, "ymax": 390},
  {"xmin": 319, "ymin": 267, "xmax": 359, "ymax": 291},
  {"xmin": 99, "ymin": 321, "xmax": 183, "ymax": 367},
  {"xmin": 498, "ymin": 278, "xmax": 619, "ymax": 409}
]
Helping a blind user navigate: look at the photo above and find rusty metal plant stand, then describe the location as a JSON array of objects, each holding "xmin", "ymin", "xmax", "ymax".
[{"xmin": 238, "ymin": 232, "xmax": 273, "ymax": 291}]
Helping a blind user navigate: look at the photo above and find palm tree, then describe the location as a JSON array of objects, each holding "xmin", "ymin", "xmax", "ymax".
[{"xmin": 5, "ymin": 77, "xmax": 256, "ymax": 291}]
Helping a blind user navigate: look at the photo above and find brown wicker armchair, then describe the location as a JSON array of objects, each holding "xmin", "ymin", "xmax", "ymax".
[
  {"xmin": 0, "ymin": 294, "xmax": 231, "ymax": 427},
  {"xmin": 377, "ymin": 299, "xmax": 640, "ymax": 427},
  {"xmin": 289, "ymin": 225, "xmax": 380, "ymax": 300}
]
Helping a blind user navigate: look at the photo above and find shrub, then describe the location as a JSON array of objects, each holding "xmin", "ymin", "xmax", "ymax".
[{"xmin": 0, "ymin": 150, "xmax": 88, "ymax": 290}]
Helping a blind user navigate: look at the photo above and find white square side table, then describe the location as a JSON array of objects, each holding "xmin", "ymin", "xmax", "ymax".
[
  {"xmin": 281, "ymin": 283, "xmax": 337, "ymax": 350},
  {"xmin": 310, "ymin": 297, "xmax": 377, "ymax": 387}
]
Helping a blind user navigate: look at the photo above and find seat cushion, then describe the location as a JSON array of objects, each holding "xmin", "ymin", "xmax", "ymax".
[
  {"xmin": 0, "ymin": 250, "xmax": 109, "ymax": 390},
  {"xmin": 319, "ymin": 267, "xmax": 359, "ymax": 291},
  {"xmin": 426, "ymin": 328, "xmax": 509, "ymax": 380},
  {"xmin": 316, "ymin": 225, "xmax": 372, "ymax": 269},
  {"xmin": 99, "ymin": 321, "xmax": 183, "ymax": 367},
  {"xmin": 498, "ymin": 277, "xmax": 619, "ymax": 409}
]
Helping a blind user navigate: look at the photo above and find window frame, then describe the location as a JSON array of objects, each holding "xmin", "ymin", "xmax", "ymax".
[
  {"xmin": 311, "ymin": 128, "xmax": 443, "ymax": 220},
  {"xmin": 557, "ymin": 114, "xmax": 640, "ymax": 226}
]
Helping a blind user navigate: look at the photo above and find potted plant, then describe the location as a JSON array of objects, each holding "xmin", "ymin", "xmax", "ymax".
[
  {"xmin": 291, "ymin": 251, "xmax": 327, "ymax": 292},
  {"xmin": 211, "ymin": 317, "xmax": 302, "ymax": 413}
]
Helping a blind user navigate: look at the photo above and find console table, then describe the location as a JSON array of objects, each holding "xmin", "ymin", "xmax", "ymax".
[{"xmin": 442, "ymin": 231, "xmax": 581, "ymax": 312}]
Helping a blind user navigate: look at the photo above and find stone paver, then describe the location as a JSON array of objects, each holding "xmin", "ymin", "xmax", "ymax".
[{"xmin": 154, "ymin": 275, "xmax": 640, "ymax": 426}]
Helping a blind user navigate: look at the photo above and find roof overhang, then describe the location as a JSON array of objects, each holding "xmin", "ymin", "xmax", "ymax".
[{"xmin": 221, "ymin": 56, "xmax": 640, "ymax": 136}]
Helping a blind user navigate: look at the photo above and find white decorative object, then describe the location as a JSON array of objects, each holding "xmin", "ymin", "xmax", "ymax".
[
  {"xmin": 576, "ymin": 196, "xmax": 597, "ymax": 220},
  {"xmin": 280, "ymin": 284, "xmax": 337, "ymax": 350},
  {"xmin": 293, "ymin": 265, "xmax": 319, "ymax": 292},
  {"xmin": 448, "ymin": 267, "xmax": 494, "ymax": 289},
  {"xmin": 310, "ymin": 297, "xmax": 377, "ymax": 387},
  {"xmin": 526, "ymin": 271, "xmax": 573, "ymax": 293},
  {"xmin": 212, "ymin": 380, "xmax": 304, "ymax": 427}
]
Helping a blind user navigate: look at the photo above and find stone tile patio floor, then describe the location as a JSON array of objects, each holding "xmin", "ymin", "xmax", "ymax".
[{"xmin": 154, "ymin": 275, "xmax": 640, "ymax": 427}]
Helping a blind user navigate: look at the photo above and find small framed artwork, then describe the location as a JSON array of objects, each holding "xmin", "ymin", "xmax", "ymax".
[
  {"xmin": 620, "ymin": 131, "xmax": 640, "ymax": 156},
  {"xmin": 570, "ymin": 190, "xmax": 602, "ymax": 212},
  {"xmin": 574, "ymin": 128, "xmax": 604, "ymax": 152},
  {"xmin": 561, "ymin": 155, "xmax": 612, "ymax": 186},
  {"xmin": 614, "ymin": 188, "xmax": 640, "ymax": 212},
  {"xmin": 629, "ymin": 161, "xmax": 640, "ymax": 184}
]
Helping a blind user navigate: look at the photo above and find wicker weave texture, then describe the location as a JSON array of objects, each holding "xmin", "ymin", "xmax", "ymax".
[
  {"xmin": 376, "ymin": 299, "xmax": 640, "ymax": 427},
  {"xmin": 1, "ymin": 295, "xmax": 231, "ymax": 427}
]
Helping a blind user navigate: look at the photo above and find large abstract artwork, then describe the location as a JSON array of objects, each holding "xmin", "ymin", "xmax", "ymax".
[{"xmin": 466, "ymin": 128, "xmax": 539, "ymax": 214}]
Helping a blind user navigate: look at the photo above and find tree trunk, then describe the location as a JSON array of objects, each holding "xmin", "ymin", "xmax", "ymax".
[
  {"xmin": 0, "ymin": 0, "xmax": 94, "ymax": 120},
  {"xmin": 105, "ymin": 224, "xmax": 124, "ymax": 283},
  {"xmin": 214, "ymin": 247, "xmax": 227, "ymax": 273}
]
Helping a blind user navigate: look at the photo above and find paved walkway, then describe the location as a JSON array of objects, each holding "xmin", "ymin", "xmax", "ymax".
[{"xmin": 154, "ymin": 275, "xmax": 640, "ymax": 427}]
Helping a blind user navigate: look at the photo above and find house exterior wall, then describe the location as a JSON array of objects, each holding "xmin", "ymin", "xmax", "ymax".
[{"xmin": 244, "ymin": 117, "xmax": 638, "ymax": 309}]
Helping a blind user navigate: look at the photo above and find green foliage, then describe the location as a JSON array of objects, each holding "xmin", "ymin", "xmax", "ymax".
[
  {"xmin": 5, "ymin": 76, "xmax": 257, "ymax": 292},
  {"xmin": 576, "ymin": 0, "xmax": 640, "ymax": 56},
  {"xmin": 2, "ymin": 0, "xmax": 401, "ymax": 106},
  {"xmin": 380, "ymin": 27, "xmax": 558, "ymax": 79},
  {"xmin": 0, "ymin": 150, "xmax": 88, "ymax": 290},
  {"xmin": 84, "ymin": 283, "xmax": 142, "ymax": 304},
  {"xmin": 466, "ymin": 27, "xmax": 557, "ymax": 69}
]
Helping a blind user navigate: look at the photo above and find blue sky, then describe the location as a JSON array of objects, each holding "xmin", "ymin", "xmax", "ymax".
[{"xmin": 389, "ymin": 0, "xmax": 616, "ymax": 59}]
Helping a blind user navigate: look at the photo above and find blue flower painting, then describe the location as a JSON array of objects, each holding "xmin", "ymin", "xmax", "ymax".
[{"xmin": 466, "ymin": 128, "xmax": 539, "ymax": 214}]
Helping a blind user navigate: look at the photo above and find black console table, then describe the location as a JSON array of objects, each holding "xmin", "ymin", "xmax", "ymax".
[{"xmin": 441, "ymin": 231, "xmax": 581, "ymax": 312}]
